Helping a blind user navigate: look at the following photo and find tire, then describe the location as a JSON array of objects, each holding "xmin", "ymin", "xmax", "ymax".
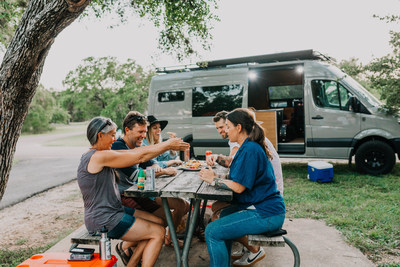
[{"xmin": 355, "ymin": 140, "xmax": 395, "ymax": 175}]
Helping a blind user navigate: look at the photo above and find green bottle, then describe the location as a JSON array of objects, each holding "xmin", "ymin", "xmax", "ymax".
[{"xmin": 137, "ymin": 169, "xmax": 145, "ymax": 191}]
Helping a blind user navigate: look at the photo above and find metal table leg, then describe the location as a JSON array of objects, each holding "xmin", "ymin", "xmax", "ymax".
[
  {"xmin": 184, "ymin": 199, "xmax": 194, "ymax": 243},
  {"xmin": 161, "ymin": 197, "xmax": 181, "ymax": 267},
  {"xmin": 181, "ymin": 199, "xmax": 201, "ymax": 267}
]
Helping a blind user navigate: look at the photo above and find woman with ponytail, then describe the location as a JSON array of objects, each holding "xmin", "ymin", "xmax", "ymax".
[{"xmin": 200, "ymin": 108, "xmax": 285, "ymax": 267}]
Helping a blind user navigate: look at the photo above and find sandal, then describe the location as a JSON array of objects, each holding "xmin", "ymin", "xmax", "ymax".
[{"xmin": 115, "ymin": 241, "xmax": 130, "ymax": 265}]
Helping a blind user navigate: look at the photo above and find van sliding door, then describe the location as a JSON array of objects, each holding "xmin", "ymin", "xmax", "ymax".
[{"xmin": 248, "ymin": 65, "xmax": 306, "ymax": 154}]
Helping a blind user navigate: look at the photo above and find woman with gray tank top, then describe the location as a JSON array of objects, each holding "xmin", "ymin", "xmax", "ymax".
[{"xmin": 77, "ymin": 117, "xmax": 189, "ymax": 267}]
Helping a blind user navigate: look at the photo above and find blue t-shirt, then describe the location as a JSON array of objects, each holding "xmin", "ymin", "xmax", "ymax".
[
  {"xmin": 229, "ymin": 138, "xmax": 285, "ymax": 217},
  {"xmin": 111, "ymin": 137, "xmax": 155, "ymax": 193},
  {"xmin": 142, "ymin": 139, "xmax": 177, "ymax": 168}
]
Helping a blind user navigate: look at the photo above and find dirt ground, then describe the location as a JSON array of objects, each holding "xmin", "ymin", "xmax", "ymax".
[{"xmin": 0, "ymin": 180, "xmax": 84, "ymax": 251}]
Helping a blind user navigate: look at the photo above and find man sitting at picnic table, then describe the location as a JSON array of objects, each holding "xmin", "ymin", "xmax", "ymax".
[{"xmin": 111, "ymin": 111, "xmax": 189, "ymax": 253}]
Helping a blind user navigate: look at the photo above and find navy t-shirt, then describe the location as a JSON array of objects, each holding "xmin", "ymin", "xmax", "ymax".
[
  {"xmin": 229, "ymin": 138, "xmax": 285, "ymax": 217},
  {"xmin": 111, "ymin": 137, "xmax": 155, "ymax": 193}
]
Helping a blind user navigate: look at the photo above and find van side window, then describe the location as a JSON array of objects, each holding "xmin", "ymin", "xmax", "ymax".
[
  {"xmin": 158, "ymin": 91, "xmax": 185, "ymax": 102},
  {"xmin": 192, "ymin": 84, "xmax": 243, "ymax": 117},
  {"xmin": 311, "ymin": 80, "xmax": 353, "ymax": 110},
  {"xmin": 269, "ymin": 85, "xmax": 303, "ymax": 107}
]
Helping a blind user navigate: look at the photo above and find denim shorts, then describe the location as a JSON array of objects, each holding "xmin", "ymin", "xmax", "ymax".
[{"xmin": 108, "ymin": 207, "xmax": 136, "ymax": 239}]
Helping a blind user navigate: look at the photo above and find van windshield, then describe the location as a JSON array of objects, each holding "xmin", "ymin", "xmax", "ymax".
[{"xmin": 343, "ymin": 75, "xmax": 382, "ymax": 107}]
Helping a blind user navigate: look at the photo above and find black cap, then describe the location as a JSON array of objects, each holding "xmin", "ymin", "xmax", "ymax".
[{"xmin": 147, "ymin": 115, "xmax": 168, "ymax": 131}]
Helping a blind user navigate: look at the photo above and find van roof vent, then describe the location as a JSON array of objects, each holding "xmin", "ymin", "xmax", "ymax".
[{"xmin": 156, "ymin": 49, "xmax": 331, "ymax": 73}]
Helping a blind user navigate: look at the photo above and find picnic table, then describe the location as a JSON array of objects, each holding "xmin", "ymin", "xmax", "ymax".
[{"xmin": 124, "ymin": 164, "xmax": 232, "ymax": 267}]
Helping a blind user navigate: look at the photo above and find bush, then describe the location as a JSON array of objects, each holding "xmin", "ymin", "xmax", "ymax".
[
  {"xmin": 22, "ymin": 85, "xmax": 69, "ymax": 133},
  {"xmin": 51, "ymin": 106, "xmax": 70, "ymax": 124}
]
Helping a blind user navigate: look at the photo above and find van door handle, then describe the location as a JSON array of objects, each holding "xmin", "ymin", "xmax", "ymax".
[{"xmin": 312, "ymin": 115, "xmax": 324, "ymax": 120}]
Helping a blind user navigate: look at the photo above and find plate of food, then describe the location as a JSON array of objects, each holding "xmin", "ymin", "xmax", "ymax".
[{"xmin": 180, "ymin": 160, "xmax": 203, "ymax": 171}]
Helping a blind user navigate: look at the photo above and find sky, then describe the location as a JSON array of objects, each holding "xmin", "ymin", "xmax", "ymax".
[{"xmin": 29, "ymin": 0, "xmax": 400, "ymax": 90}]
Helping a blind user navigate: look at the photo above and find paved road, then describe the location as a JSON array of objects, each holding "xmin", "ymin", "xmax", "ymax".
[{"xmin": 0, "ymin": 124, "xmax": 88, "ymax": 209}]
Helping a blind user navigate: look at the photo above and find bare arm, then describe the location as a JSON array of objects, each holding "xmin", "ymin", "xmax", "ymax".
[
  {"xmin": 216, "ymin": 154, "xmax": 232, "ymax": 167},
  {"xmin": 229, "ymin": 146, "xmax": 239, "ymax": 158},
  {"xmin": 199, "ymin": 166, "xmax": 246, "ymax": 193},
  {"xmin": 88, "ymin": 138, "xmax": 188, "ymax": 173},
  {"xmin": 155, "ymin": 167, "xmax": 177, "ymax": 177}
]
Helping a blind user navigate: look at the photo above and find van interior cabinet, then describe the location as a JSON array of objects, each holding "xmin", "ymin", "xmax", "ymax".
[{"xmin": 255, "ymin": 109, "xmax": 281, "ymax": 150}]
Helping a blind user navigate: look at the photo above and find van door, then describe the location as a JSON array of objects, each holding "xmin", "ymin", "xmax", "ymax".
[{"xmin": 308, "ymin": 79, "xmax": 361, "ymax": 158}]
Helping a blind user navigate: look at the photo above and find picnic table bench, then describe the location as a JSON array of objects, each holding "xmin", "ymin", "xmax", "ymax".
[
  {"xmin": 248, "ymin": 228, "xmax": 300, "ymax": 267},
  {"xmin": 70, "ymin": 226, "xmax": 101, "ymax": 245}
]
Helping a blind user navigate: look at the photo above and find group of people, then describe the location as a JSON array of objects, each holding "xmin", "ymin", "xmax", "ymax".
[{"xmin": 77, "ymin": 108, "xmax": 286, "ymax": 267}]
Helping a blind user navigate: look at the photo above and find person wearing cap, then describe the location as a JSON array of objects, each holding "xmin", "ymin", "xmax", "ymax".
[{"xmin": 142, "ymin": 115, "xmax": 182, "ymax": 168}]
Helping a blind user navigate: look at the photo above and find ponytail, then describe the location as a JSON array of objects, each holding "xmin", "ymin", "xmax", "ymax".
[
  {"xmin": 249, "ymin": 122, "xmax": 273, "ymax": 160},
  {"xmin": 227, "ymin": 108, "xmax": 273, "ymax": 160}
]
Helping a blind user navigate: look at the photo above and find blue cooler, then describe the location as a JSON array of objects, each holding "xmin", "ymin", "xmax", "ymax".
[{"xmin": 307, "ymin": 161, "xmax": 333, "ymax": 183}]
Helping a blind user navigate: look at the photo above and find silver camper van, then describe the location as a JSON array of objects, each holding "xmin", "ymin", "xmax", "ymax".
[{"xmin": 148, "ymin": 50, "xmax": 400, "ymax": 175}]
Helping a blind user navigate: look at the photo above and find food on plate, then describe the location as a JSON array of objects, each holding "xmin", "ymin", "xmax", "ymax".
[{"xmin": 182, "ymin": 160, "xmax": 202, "ymax": 169}]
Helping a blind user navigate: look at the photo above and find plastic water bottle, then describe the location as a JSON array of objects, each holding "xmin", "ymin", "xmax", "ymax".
[
  {"xmin": 99, "ymin": 226, "xmax": 111, "ymax": 260},
  {"xmin": 145, "ymin": 167, "xmax": 155, "ymax": 191},
  {"xmin": 137, "ymin": 169, "xmax": 145, "ymax": 190}
]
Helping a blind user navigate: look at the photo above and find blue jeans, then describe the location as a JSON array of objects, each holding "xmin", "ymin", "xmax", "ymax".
[{"xmin": 205, "ymin": 205, "xmax": 285, "ymax": 267}]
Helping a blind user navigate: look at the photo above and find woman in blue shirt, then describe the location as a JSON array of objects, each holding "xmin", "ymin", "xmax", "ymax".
[{"xmin": 200, "ymin": 108, "xmax": 285, "ymax": 267}]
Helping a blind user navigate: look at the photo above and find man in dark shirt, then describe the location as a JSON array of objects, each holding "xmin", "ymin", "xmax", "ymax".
[{"xmin": 112, "ymin": 111, "xmax": 189, "ymax": 247}]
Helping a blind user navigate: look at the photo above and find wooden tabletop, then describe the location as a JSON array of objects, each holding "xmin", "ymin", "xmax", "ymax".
[{"xmin": 124, "ymin": 165, "xmax": 232, "ymax": 201}]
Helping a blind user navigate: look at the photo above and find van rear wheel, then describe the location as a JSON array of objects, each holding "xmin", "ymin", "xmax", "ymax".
[{"xmin": 355, "ymin": 140, "xmax": 395, "ymax": 175}]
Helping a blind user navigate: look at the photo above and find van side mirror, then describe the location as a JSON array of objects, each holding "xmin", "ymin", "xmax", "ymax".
[{"xmin": 348, "ymin": 96, "xmax": 360, "ymax": 112}]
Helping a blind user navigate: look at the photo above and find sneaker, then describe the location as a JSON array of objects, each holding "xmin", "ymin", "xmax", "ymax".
[
  {"xmin": 231, "ymin": 246, "xmax": 247, "ymax": 260},
  {"xmin": 232, "ymin": 247, "xmax": 265, "ymax": 266}
]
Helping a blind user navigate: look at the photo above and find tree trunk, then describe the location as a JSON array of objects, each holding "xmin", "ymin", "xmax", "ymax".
[{"xmin": 0, "ymin": 0, "xmax": 91, "ymax": 201}]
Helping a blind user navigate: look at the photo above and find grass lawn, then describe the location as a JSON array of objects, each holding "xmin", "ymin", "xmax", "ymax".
[{"xmin": 283, "ymin": 162, "xmax": 400, "ymax": 266}]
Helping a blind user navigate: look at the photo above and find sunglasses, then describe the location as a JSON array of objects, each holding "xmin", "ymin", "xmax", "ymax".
[
  {"xmin": 125, "ymin": 115, "xmax": 147, "ymax": 125},
  {"xmin": 98, "ymin": 119, "xmax": 112, "ymax": 133}
]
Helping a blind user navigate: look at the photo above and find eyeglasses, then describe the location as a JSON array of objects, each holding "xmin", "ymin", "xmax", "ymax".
[{"xmin": 98, "ymin": 119, "xmax": 112, "ymax": 133}]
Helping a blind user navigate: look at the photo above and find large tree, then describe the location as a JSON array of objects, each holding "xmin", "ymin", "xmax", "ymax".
[
  {"xmin": 0, "ymin": 0, "xmax": 218, "ymax": 200},
  {"xmin": 364, "ymin": 14, "xmax": 400, "ymax": 115}
]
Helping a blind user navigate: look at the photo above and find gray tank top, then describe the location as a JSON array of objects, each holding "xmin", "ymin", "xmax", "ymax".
[{"xmin": 77, "ymin": 149, "xmax": 124, "ymax": 233}]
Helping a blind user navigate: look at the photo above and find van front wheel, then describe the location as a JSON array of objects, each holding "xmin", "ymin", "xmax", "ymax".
[{"xmin": 355, "ymin": 140, "xmax": 395, "ymax": 175}]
